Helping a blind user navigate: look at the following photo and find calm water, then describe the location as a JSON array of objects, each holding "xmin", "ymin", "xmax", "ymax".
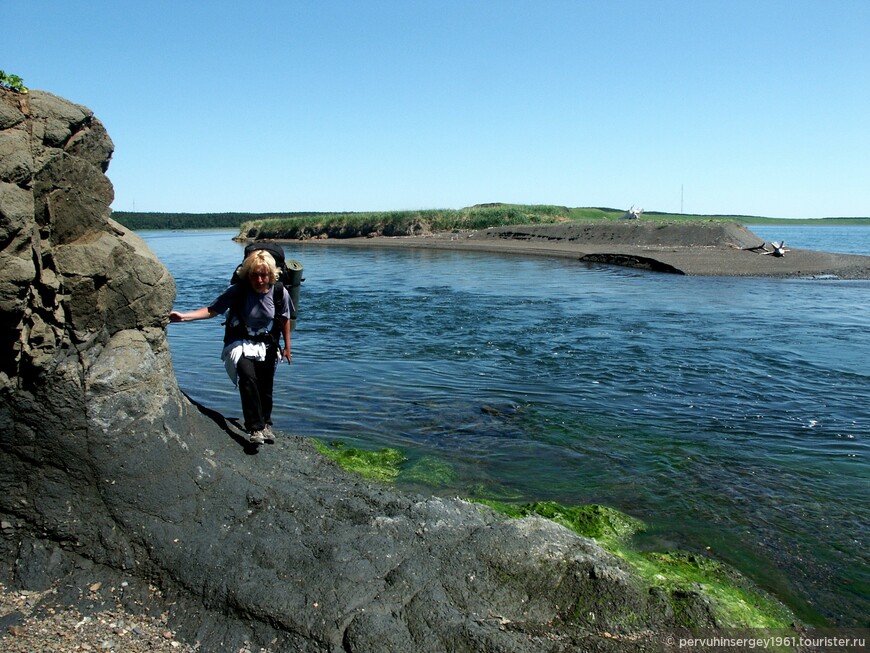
[
  {"xmin": 748, "ymin": 222, "xmax": 870, "ymax": 255},
  {"xmin": 144, "ymin": 225, "xmax": 870, "ymax": 627}
]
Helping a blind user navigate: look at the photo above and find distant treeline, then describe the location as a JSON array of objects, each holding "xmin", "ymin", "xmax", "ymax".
[
  {"xmin": 114, "ymin": 209, "xmax": 870, "ymax": 232},
  {"xmin": 112, "ymin": 211, "xmax": 336, "ymax": 230}
]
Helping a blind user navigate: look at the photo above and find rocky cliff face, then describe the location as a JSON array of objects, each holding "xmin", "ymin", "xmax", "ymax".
[
  {"xmin": 0, "ymin": 87, "xmax": 185, "ymax": 566},
  {"xmin": 0, "ymin": 88, "xmax": 740, "ymax": 652}
]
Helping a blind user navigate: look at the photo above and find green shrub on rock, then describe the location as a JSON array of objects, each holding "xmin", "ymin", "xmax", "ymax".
[{"xmin": 0, "ymin": 70, "xmax": 28, "ymax": 93}]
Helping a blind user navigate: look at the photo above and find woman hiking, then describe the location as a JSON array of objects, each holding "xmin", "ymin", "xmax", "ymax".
[{"xmin": 169, "ymin": 249, "xmax": 292, "ymax": 444}]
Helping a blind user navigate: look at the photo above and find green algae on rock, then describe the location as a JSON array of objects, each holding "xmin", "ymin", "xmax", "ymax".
[
  {"xmin": 477, "ymin": 500, "xmax": 796, "ymax": 630},
  {"xmin": 312, "ymin": 439, "xmax": 406, "ymax": 482},
  {"xmin": 310, "ymin": 445, "xmax": 797, "ymax": 630},
  {"xmin": 312, "ymin": 443, "xmax": 458, "ymax": 488},
  {"xmin": 476, "ymin": 501, "xmax": 645, "ymax": 547},
  {"xmin": 400, "ymin": 455, "xmax": 457, "ymax": 486},
  {"xmin": 315, "ymin": 448, "xmax": 795, "ymax": 629},
  {"xmin": 635, "ymin": 551, "xmax": 796, "ymax": 629}
]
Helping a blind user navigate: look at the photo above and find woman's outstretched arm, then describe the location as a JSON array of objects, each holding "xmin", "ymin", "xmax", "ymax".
[
  {"xmin": 169, "ymin": 307, "xmax": 219, "ymax": 323},
  {"xmin": 280, "ymin": 316, "xmax": 292, "ymax": 364}
]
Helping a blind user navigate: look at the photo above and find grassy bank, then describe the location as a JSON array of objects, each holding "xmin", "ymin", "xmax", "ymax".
[
  {"xmin": 237, "ymin": 204, "xmax": 573, "ymax": 240},
  {"xmin": 114, "ymin": 206, "xmax": 870, "ymax": 232},
  {"xmin": 239, "ymin": 205, "xmax": 870, "ymax": 240}
]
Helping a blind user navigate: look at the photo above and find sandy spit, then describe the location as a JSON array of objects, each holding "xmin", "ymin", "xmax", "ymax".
[{"xmin": 285, "ymin": 222, "xmax": 870, "ymax": 280}]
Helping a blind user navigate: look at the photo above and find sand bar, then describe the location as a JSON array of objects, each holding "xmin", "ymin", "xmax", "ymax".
[{"xmin": 286, "ymin": 222, "xmax": 870, "ymax": 279}]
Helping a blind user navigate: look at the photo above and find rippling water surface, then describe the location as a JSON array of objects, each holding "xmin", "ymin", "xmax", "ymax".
[{"xmin": 144, "ymin": 226, "xmax": 870, "ymax": 626}]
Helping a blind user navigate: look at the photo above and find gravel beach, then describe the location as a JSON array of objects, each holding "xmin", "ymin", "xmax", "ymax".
[{"xmin": 0, "ymin": 582, "xmax": 202, "ymax": 653}]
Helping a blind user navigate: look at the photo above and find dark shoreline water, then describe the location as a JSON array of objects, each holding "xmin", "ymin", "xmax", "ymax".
[{"xmin": 148, "ymin": 227, "xmax": 870, "ymax": 627}]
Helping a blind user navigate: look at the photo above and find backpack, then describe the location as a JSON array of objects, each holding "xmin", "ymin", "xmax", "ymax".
[
  {"xmin": 231, "ymin": 242, "xmax": 303, "ymax": 322},
  {"xmin": 224, "ymin": 243, "xmax": 304, "ymax": 346}
]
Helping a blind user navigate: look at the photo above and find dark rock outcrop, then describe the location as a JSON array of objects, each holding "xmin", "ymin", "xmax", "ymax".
[
  {"xmin": 1, "ymin": 88, "xmax": 736, "ymax": 652},
  {"xmin": 473, "ymin": 221, "xmax": 767, "ymax": 249}
]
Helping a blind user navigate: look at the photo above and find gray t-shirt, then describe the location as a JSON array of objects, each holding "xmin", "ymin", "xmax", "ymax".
[{"xmin": 209, "ymin": 284, "xmax": 291, "ymax": 336}]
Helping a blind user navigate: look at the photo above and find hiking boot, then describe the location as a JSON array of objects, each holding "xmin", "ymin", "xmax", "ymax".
[
  {"xmin": 249, "ymin": 429, "xmax": 267, "ymax": 444},
  {"xmin": 263, "ymin": 425, "xmax": 275, "ymax": 443}
]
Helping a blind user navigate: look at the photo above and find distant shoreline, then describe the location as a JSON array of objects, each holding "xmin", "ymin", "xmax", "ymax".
[
  {"xmin": 113, "ymin": 207, "xmax": 870, "ymax": 231},
  {"xmin": 279, "ymin": 222, "xmax": 870, "ymax": 280}
]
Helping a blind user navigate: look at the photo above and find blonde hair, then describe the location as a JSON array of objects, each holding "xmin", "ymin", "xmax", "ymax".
[{"xmin": 238, "ymin": 249, "xmax": 279, "ymax": 284}]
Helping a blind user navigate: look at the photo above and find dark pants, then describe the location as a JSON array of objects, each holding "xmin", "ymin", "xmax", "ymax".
[{"xmin": 236, "ymin": 350, "xmax": 276, "ymax": 432}]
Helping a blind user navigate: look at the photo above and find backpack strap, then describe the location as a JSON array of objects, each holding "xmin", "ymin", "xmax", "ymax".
[
  {"xmin": 272, "ymin": 282, "xmax": 287, "ymax": 338},
  {"xmin": 223, "ymin": 283, "xmax": 247, "ymax": 346},
  {"xmin": 223, "ymin": 282, "xmax": 287, "ymax": 348}
]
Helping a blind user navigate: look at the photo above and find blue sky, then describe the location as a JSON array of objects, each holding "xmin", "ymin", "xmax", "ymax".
[{"xmin": 5, "ymin": 1, "xmax": 868, "ymax": 217}]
